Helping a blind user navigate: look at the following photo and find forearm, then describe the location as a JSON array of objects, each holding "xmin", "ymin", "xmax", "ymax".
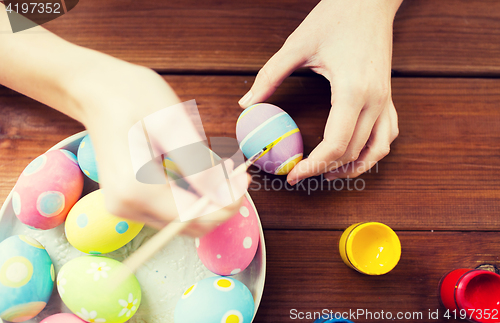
[
  {"xmin": 0, "ymin": 4, "xmax": 130, "ymax": 122},
  {"xmin": 388, "ymin": 0, "xmax": 404, "ymax": 17}
]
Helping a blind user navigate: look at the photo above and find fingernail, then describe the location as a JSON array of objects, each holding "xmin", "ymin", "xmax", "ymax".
[
  {"xmin": 238, "ymin": 90, "xmax": 253, "ymax": 107},
  {"xmin": 288, "ymin": 178, "xmax": 299, "ymax": 186},
  {"xmin": 325, "ymin": 177, "xmax": 337, "ymax": 182}
]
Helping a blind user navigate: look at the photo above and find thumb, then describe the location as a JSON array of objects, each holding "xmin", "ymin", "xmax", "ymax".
[{"xmin": 238, "ymin": 41, "xmax": 308, "ymax": 108}]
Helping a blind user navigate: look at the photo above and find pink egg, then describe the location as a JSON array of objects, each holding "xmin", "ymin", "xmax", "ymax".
[
  {"xmin": 13, "ymin": 149, "xmax": 84, "ymax": 230},
  {"xmin": 41, "ymin": 313, "xmax": 86, "ymax": 323},
  {"xmin": 196, "ymin": 197, "xmax": 260, "ymax": 276}
]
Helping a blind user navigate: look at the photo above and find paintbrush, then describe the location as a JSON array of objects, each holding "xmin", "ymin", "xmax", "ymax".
[{"xmin": 118, "ymin": 143, "xmax": 274, "ymax": 281}]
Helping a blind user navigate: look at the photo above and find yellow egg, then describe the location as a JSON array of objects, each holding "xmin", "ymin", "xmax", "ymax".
[{"xmin": 65, "ymin": 190, "xmax": 144, "ymax": 254}]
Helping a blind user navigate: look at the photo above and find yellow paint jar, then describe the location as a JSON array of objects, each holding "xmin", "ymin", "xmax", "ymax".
[{"xmin": 339, "ymin": 222, "xmax": 401, "ymax": 275}]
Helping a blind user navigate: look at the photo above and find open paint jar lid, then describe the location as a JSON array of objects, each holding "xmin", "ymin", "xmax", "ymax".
[{"xmin": 339, "ymin": 222, "xmax": 401, "ymax": 275}]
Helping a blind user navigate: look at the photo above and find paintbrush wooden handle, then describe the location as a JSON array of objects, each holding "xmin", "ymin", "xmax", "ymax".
[
  {"xmin": 122, "ymin": 196, "xmax": 210, "ymax": 273},
  {"xmin": 122, "ymin": 160, "xmax": 251, "ymax": 273}
]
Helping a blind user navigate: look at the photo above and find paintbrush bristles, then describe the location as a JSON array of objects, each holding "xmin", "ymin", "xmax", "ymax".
[
  {"xmin": 122, "ymin": 198, "xmax": 207, "ymax": 273},
  {"xmin": 119, "ymin": 138, "xmax": 272, "ymax": 278},
  {"xmin": 122, "ymin": 159, "xmax": 253, "ymax": 275}
]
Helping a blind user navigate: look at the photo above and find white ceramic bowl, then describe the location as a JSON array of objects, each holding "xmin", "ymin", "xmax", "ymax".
[{"xmin": 0, "ymin": 131, "xmax": 266, "ymax": 323}]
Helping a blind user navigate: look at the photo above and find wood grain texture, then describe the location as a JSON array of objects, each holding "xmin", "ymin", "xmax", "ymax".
[
  {"xmin": 1, "ymin": 76, "xmax": 500, "ymax": 230},
  {"xmin": 393, "ymin": 0, "xmax": 500, "ymax": 76},
  {"xmin": 175, "ymin": 76, "xmax": 500, "ymax": 230},
  {"xmin": 38, "ymin": 0, "xmax": 500, "ymax": 75},
  {"xmin": 256, "ymin": 230, "xmax": 500, "ymax": 323},
  {"xmin": 0, "ymin": 87, "xmax": 84, "ymax": 204},
  {"xmin": 2, "ymin": 1, "xmax": 499, "ymax": 319}
]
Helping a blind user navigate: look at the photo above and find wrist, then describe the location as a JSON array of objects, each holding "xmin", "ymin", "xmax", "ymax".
[
  {"xmin": 66, "ymin": 53, "xmax": 178, "ymax": 132},
  {"xmin": 63, "ymin": 49, "xmax": 150, "ymax": 125},
  {"xmin": 323, "ymin": 0, "xmax": 403, "ymax": 22},
  {"xmin": 382, "ymin": 0, "xmax": 404, "ymax": 18},
  {"xmin": 59, "ymin": 48, "xmax": 121, "ymax": 122}
]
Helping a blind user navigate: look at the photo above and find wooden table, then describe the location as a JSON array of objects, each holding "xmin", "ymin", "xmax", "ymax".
[{"xmin": 1, "ymin": 1, "xmax": 500, "ymax": 322}]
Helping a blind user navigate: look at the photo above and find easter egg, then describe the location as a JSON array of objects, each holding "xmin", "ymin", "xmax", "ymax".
[
  {"xmin": 12, "ymin": 149, "xmax": 84, "ymax": 230},
  {"xmin": 41, "ymin": 313, "xmax": 87, "ymax": 323},
  {"xmin": 65, "ymin": 189, "xmax": 144, "ymax": 254},
  {"xmin": 58, "ymin": 256, "xmax": 141, "ymax": 323},
  {"xmin": 77, "ymin": 134, "xmax": 99, "ymax": 183},
  {"xmin": 236, "ymin": 103, "xmax": 303, "ymax": 175},
  {"xmin": 175, "ymin": 276, "xmax": 254, "ymax": 323},
  {"xmin": 196, "ymin": 197, "xmax": 260, "ymax": 276},
  {"xmin": 0, "ymin": 235, "xmax": 54, "ymax": 322},
  {"xmin": 163, "ymin": 156, "xmax": 183, "ymax": 181}
]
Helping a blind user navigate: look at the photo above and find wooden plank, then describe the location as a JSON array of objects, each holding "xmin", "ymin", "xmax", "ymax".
[
  {"xmin": 1, "ymin": 76, "xmax": 500, "ymax": 230},
  {"xmin": 174, "ymin": 76, "xmax": 500, "ymax": 230},
  {"xmin": 0, "ymin": 88, "xmax": 85, "ymax": 203},
  {"xmin": 35, "ymin": 0, "xmax": 500, "ymax": 75},
  {"xmin": 255, "ymin": 230, "xmax": 500, "ymax": 323},
  {"xmin": 393, "ymin": 1, "xmax": 500, "ymax": 76}
]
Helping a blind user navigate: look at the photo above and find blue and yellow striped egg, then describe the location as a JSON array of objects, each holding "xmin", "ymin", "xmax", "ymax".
[
  {"xmin": 77, "ymin": 134, "xmax": 99, "ymax": 183},
  {"xmin": 65, "ymin": 189, "xmax": 144, "ymax": 254},
  {"xmin": 0, "ymin": 235, "xmax": 54, "ymax": 322},
  {"xmin": 236, "ymin": 103, "xmax": 303, "ymax": 175}
]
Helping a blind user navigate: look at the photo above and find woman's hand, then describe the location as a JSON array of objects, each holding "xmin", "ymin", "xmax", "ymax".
[
  {"xmin": 238, "ymin": 0, "xmax": 402, "ymax": 184},
  {"xmin": 69, "ymin": 61, "xmax": 248, "ymax": 236},
  {"xmin": 0, "ymin": 7, "xmax": 246, "ymax": 235}
]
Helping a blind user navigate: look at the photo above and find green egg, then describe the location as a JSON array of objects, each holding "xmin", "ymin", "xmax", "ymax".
[{"xmin": 57, "ymin": 256, "xmax": 141, "ymax": 323}]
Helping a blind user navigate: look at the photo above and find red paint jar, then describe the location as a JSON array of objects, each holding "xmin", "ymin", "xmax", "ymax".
[
  {"xmin": 439, "ymin": 268, "xmax": 470, "ymax": 311},
  {"xmin": 439, "ymin": 269, "xmax": 500, "ymax": 323}
]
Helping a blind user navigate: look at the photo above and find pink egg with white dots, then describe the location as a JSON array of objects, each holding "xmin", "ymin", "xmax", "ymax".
[
  {"xmin": 41, "ymin": 313, "xmax": 87, "ymax": 323},
  {"xmin": 12, "ymin": 149, "xmax": 84, "ymax": 230},
  {"xmin": 196, "ymin": 197, "xmax": 260, "ymax": 276}
]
